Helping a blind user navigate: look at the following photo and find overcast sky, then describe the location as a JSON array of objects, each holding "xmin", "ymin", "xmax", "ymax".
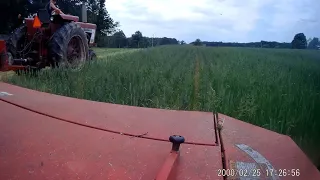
[{"xmin": 106, "ymin": 0, "xmax": 320, "ymax": 43}]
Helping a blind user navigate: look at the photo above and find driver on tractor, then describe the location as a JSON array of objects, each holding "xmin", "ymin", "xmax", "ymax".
[{"xmin": 46, "ymin": 0, "xmax": 64, "ymax": 15}]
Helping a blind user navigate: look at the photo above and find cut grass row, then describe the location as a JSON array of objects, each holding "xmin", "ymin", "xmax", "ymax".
[{"xmin": 3, "ymin": 46, "xmax": 320, "ymax": 166}]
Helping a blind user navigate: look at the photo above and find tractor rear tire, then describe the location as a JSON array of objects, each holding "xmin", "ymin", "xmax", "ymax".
[
  {"xmin": 6, "ymin": 25, "xmax": 27, "ymax": 65},
  {"xmin": 6, "ymin": 25, "xmax": 28, "ymax": 75},
  {"xmin": 48, "ymin": 22, "xmax": 89, "ymax": 68}
]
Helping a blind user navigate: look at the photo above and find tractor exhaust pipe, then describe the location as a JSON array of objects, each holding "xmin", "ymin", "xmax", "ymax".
[{"xmin": 81, "ymin": 4, "xmax": 87, "ymax": 23}]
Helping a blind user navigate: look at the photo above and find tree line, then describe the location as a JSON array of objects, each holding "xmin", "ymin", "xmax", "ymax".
[
  {"xmin": 0, "ymin": 1, "xmax": 319, "ymax": 50},
  {"xmin": 191, "ymin": 33, "xmax": 320, "ymax": 50},
  {"xmin": 94, "ymin": 29, "xmax": 319, "ymax": 50},
  {"xmin": 99, "ymin": 30, "xmax": 179, "ymax": 48}
]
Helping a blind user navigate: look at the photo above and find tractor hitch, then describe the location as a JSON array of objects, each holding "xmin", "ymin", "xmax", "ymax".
[
  {"xmin": 0, "ymin": 40, "xmax": 33, "ymax": 72},
  {"xmin": 11, "ymin": 58, "xmax": 28, "ymax": 65}
]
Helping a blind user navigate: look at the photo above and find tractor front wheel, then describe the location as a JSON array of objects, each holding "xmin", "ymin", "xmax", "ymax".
[
  {"xmin": 89, "ymin": 49, "xmax": 97, "ymax": 61},
  {"xmin": 49, "ymin": 22, "xmax": 89, "ymax": 68}
]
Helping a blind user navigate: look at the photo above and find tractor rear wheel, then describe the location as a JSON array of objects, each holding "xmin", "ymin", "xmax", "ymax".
[
  {"xmin": 6, "ymin": 25, "xmax": 27, "ymax": 67},
  {"xmin": 5, "ymin": 25, "xmax": 30, "ymax": 75},
  {"xmin": 48, "ymin": 22, "xmax": 89, "ymax": 68},
  {"xmin": 6, "ymin": 25, "xmax": 26, "ymax": 60}
]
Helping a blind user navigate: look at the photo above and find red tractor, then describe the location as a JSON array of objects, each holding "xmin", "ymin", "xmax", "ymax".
[{"xmin": 0, "ymin": 4, "xmax": 97, "ymax": 73}]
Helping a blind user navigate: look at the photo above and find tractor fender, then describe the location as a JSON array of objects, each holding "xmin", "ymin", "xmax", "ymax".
[
  {"xmin": 76, "ymin": 22, "xmax": 97, "ymax": 45},
  {"xmin": 59, "ymin": 14, "xmax": 79, "ymax": 22}
]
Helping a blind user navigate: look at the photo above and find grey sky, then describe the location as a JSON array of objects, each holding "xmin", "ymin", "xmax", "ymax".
[{"xmin": 106, "ymin": 0, "xmax": 320, "ymax": 43}]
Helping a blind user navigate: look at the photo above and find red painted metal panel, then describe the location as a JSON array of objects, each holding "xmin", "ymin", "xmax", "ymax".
[
  {"xmin": 0, "ymin": 82, "xmax": 217, "ymax": 145},
  {"xmin": 0, "ymin": 40, "xmax": 7, "ymax": 71},
  {"xmin": 0, "ymin": 101, "xmax": 223, "ymax": 180},
  {"xmin": 218, "ymin": 113, "xmax": 320, "ymax": 180},
  {"xmin": 1, "ymin": 83, "xmax": 319, "ymax": 179},
  {"xmin": 0, "ymin": 40, "xmax": 5, "ymax": 50}
]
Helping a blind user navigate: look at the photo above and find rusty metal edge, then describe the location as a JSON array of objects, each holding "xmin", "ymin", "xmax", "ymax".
[{"xmin": 216, "ymin": 112, "xmax": 228, "ymax": 180}]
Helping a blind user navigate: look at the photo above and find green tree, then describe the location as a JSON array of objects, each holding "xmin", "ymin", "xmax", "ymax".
[
  {"xmin": 180, "ymin": 40, "xmax": 186, "ymax": 45},
  {"xmin": 307, "ymin": 37, "xmax": 319, "ymax": 49},
  {"xmin": 141, "ymin": 37, "xmax": 151, "ymax": 48},
  {"xmin": 307, "ymin": 37, "xmax": 312, "ymax": 46},
  {"xmin": 85, "ymin": 0, "xmax": 99, "ymax": 23},
  {"xmin": 131, "ymin": 31, "xmax": 143, "ymax": 48},
  {"xmin": 113, "ymin": 30, "xmax": 127, "ymax": 48},
  {"xmin": 192, "ymin": 39, "xmax": 202, "ymax": 46},
  {"xmin": 159, "ymin": 37, "xmax": 178, "ymax": 45},
  {"xmin": 95, "ymin": 0, "xmax": 118, "ymax": 46},
  {"xmin": 291, "ymin": 33, "xmax": 307, "ymax": 49}
]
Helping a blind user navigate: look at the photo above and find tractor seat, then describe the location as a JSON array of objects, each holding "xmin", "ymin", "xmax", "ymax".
[{"xmin": 38, "ymin": 9, "xmax": 51, "ymax": 25}]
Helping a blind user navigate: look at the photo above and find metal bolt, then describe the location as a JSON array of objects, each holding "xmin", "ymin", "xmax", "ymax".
[{"xmin": 169, "ymin": 135, "xmax": 185, "ymax": 152}]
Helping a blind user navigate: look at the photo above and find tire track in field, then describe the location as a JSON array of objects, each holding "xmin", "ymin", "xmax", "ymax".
[{"xmin": 192, "ymin": 53, "xmax": 200, "ymax": 110}]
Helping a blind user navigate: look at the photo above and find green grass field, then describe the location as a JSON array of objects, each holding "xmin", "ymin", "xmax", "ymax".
[{"xmin": 2, "ymin": 46, "xmax": 320, "ymax": 166}]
